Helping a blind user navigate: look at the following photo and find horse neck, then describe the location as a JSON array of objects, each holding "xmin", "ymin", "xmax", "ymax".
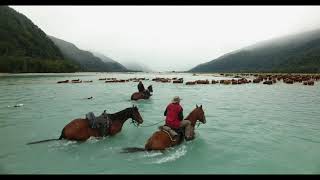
[
  {"xmin": 107, "ymin": 108, "xmax": 131, "ymax": 125},
  {"xmin": 184, "ymin": 110, "xmax": 198, "ymax": 127}
]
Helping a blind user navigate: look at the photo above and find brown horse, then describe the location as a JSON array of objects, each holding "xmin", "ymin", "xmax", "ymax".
[
  {"xmin": 131, "ymin": 85, "xmax": 153, "ymax": 101},
  {"xmin": 27, "ymin": 106, "xmax": 143, "ymax": 145},
  {"xmin": 122, "ymin": 105, "xmax": 206, "ymax": 153}
]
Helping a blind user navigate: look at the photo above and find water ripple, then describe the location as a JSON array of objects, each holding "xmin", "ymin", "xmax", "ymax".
[{"xmin": 0, "ymin": 72, "xmax": 320, "ymax": 174}]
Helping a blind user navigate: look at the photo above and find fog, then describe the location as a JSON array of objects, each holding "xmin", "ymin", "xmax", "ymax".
[{"xmin": 11, "ymin": 6, "xmax": 320, "ymax": 71}]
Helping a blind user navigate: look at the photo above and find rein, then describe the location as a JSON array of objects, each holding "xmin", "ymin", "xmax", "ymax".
[
  {"xmin": 132, "ymin": 120, "xmax": 202, "ymax": 128},
  {"xmin": 129, "ymin": 107, "xmax": 205, "ymax": 128},
  {"xmin": 130, "ymin": 119, "xmax": 140, "ymax": 127},
  {"xmin": 137, "ymin": 120, "xmax": 163, "ymax": 127},
  {"xmin": 130, "ymin": 119, "xmax": 163, "ymax": 128},
  {"xmin": 196, "ymin": 122, "xmax": 201, "ymax": 128}
]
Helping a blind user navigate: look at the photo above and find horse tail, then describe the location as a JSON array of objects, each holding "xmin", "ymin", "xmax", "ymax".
[
  {"xmin": 26, "ymin": 138, "xmax": 60, "ymax": 145},
  {"xmin": 26, "ymin": 128, "xmax": 65, "ymax": 145},
  {"xmin": 121, "ymin": 147, "xmax": 146, "ymax": 153}
]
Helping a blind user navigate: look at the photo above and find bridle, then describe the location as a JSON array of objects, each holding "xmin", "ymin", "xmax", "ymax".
[{"xmin": 130, "ymin": 107, "xmax": 141, "ymax": 127}]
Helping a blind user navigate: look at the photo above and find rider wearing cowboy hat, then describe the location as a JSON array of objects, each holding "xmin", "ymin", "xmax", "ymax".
[{"xmin": 164, "ymin": 96, "xmax": 193, "ymax": 140}]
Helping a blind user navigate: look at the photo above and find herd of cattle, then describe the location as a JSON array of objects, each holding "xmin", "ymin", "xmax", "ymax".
[{"xmin": 57, "ymin": 73, "xmax": 319, "ymax": 86}]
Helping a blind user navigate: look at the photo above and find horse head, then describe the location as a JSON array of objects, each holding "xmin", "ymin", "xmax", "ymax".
[
  {"xmin": 129, "ymin": 105, "xmax": 143, "ymax": 125},
  {"xmin": 195, "ymin": 105, "xmax": 206, "ymax": 124},
  {"xmin": 186, "ymin": 104, "xmax": 206, "ymax": 125}
]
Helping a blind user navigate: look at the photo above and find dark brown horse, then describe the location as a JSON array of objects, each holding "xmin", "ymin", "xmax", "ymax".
[
  {"xmin": 131, "ymin": 85, "xmax": 153, "ymax": 101},
  {"xmin": 122, "ymin": 105, "xmax": 206, "ymax": 152},
  {"xmin": 27, "ymin": 106, "xmax": 143, "ymax": 145}
]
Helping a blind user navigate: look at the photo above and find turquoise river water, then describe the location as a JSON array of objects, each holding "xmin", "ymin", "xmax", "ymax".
[{"xmin": 0, "ymin": 72, "xmax": 319, "ymax": 174}]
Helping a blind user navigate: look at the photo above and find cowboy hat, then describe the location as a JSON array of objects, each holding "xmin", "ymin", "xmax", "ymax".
[{"xmin": 172, "ymin": 96, "xmax": 182, "ymax": 103}]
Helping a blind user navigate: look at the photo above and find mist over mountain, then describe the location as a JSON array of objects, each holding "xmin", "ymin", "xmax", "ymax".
[
  {"xmin": 122, "ymin": 61, "xmax": 153, "ymax": 72},
  {"xmin": 49, "ymin": 36, "xmax": 128, "ymax": 72},
  {"xmin": 190, "ymin": 29, "xmax": 320, "ymax": 73}
]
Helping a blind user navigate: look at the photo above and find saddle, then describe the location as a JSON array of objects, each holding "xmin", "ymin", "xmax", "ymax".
[
  {"xmin": 158, "ymin": 125, "xmax": 185, "ymax": 142},
  {"xmin": 85, "ymin": 110, "xmax": 111, "ymax": 136}
]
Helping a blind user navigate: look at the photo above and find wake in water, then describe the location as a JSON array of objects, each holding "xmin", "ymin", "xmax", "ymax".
[
  {"xmin": 123, "ymin": 145, "xmax": 188, "ymax": 164},
  {"xmin": 47, "ymin": 140, "xmax": 79, "ymax": 152},
  {"xmin": 143, "ymin": 151, "xmax": 163, "ymax": 157},
  {"xmin": 86, "ymin": 136, "xmax": 108, "ymax": 143},
  {"xmin": 152, "ymin": 145, "xmax": 187, "ymax": 164},
  {"xmin": 7, "ymin": 103, "xmax": 24, "ymax": 108},
  {"xmin": 48, "ymin": 140, "xmax": 78, "ymax": 148},
  {"xmin": 47, "ymin": 136, "xmax": 108, "ymax": 149}
]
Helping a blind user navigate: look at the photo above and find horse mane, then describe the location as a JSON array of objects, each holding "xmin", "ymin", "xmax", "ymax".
[
  {"xmin": 184, "ymin": 108, "xmax": 198, "ymax": 122},
  {"xmin": 107, "ymin": 107, "xmax": 132, "ymax": 121}
]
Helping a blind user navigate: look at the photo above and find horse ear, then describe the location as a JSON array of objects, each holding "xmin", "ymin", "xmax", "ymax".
[
  {"xmin": 200, "ymin": 105, "xmax": 202, "ymax": 109},
  {"xmin": 196, "ymin": 104, "xmax": 198, "ymax": 108}
]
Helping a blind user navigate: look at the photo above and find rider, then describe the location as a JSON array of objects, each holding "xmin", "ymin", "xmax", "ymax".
[
  {"xmin": 137, "ymin": 81, "xmax": 150, "ymax": 98},
  {"xmin": 138, "ymin": 81, "xmax": 145, "ymax": 92},
  {"xmin": 164, "ymin": 96, "xmax": 193, "ymax": 140}
]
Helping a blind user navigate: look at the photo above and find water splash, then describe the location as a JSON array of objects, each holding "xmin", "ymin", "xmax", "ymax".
[
  {"xmin": 152, "ymin": 145, "xmax": 187, "ymax": 164},
  {"xmin": 14, "ymin": 104, "xmax": 24, "ymax": 107},
  {"xmin": 143, "ymin": 151, "xmax": 163, "ymax": 157},
  {"xmin": 7, "ymin": 104, "xmax": 24, "ymax": 108},
  {"xmin": 86, "ymin": 136, "xmax": 105, "ymax": 143}
]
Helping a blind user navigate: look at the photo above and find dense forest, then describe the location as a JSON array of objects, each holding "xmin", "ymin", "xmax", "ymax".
[
  {"xmin": 0, "ymin": 6, "xmax": 79, "ymax": 73},
  {"xmin": 190, "ymin": 29, "xmax": 320, "ymax": 73},
  {"xmin": 0, "ymin": 6, "xmax": 128, "ymax": 73}
]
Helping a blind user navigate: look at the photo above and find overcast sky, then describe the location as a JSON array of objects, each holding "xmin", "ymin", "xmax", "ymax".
[{"xmin": 11, "ymin": 6, "xmax": 320, "ymax": 71}]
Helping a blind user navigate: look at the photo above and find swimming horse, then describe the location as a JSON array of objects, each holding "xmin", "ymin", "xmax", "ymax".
[
  {"xmin": 131, "ymin": 81, "xmax": 153, "ymax": 101},
  {"xmin": 27, "ymin": 105, "xmax": 143, "ymax": 145},
  {"xmin": 122, "ymin": 105, "xmax": 206, "ymax": 152}
]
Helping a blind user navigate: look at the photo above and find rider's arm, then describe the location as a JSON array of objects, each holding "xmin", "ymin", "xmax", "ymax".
[{"xmin": 178, "ymin": 108, "xmax": 183, "ymax": 121}]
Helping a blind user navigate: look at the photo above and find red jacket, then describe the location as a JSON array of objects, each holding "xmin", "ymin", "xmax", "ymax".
[{"xmin": 164, "ymin": 103, "xmax": 183, "ymax": 129}]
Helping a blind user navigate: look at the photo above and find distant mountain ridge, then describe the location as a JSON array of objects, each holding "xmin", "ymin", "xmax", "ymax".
[
  {"xmin": 91, "ymin": 52, "xmax": 116, "ymax": 63},
  {"xmin": 0, "ymin": 6, "xmax": 79, "ymax": 73},
  {"xmin": 92, "ymin": 52, "xmax": 128, "ymax": 71},
  {"xmin": 190, "ymin": 29, "xmax": 320, "ymax": 73},
  {"xmin": 49, "ymin": 36, "xmax": 128, "ymax": 72},
  {"xmin": 0, "ymin": 6, "xmax": 129, "ymax": 73}
]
